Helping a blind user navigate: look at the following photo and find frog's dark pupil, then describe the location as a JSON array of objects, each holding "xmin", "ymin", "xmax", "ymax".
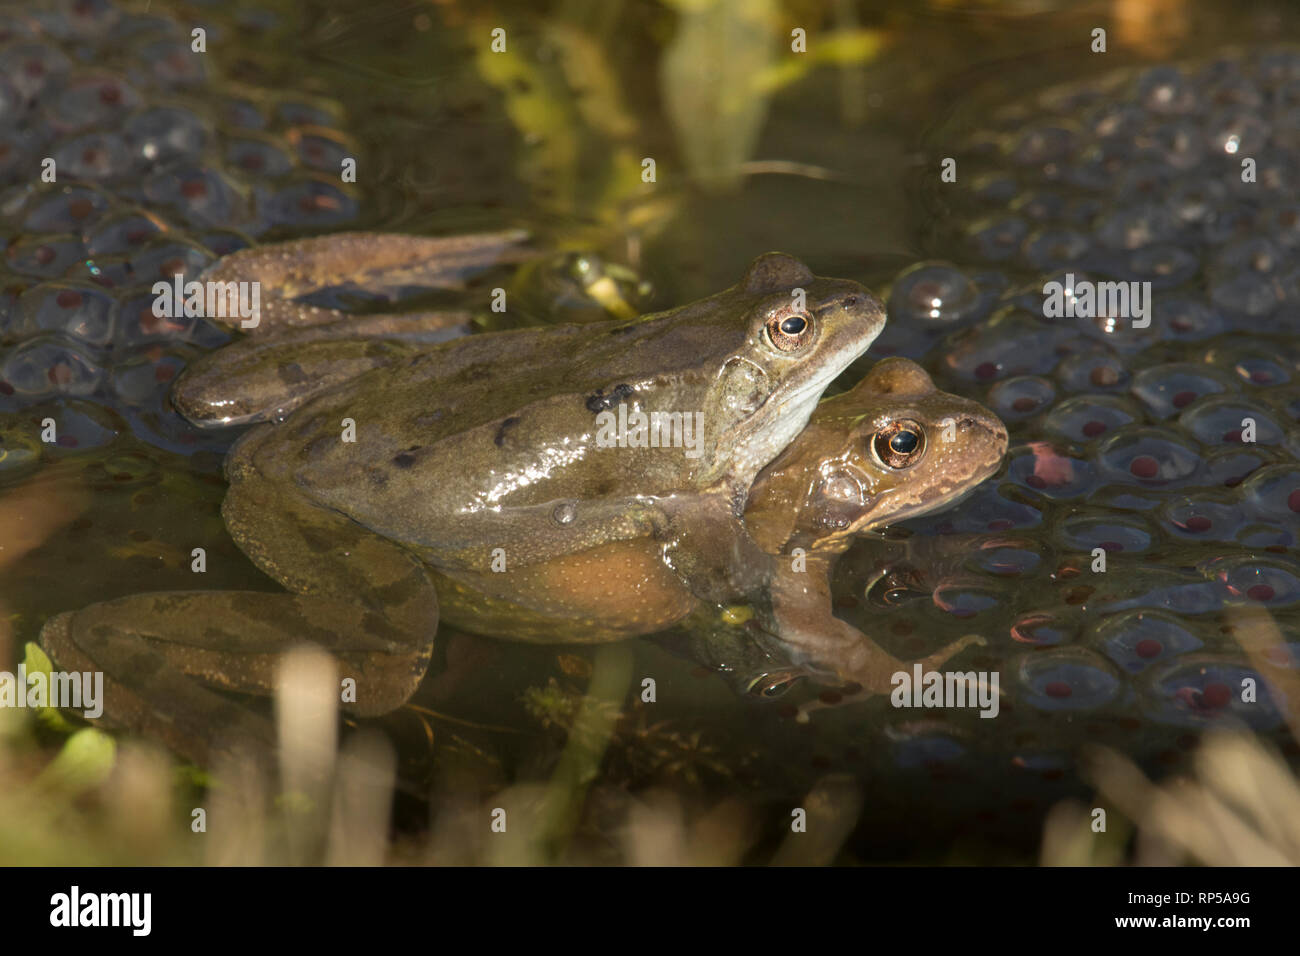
[
  {"xmin": 779, "ymin": 315, "xmax": 807, "ymax": 335},
  {"xmin": 889, "ymin": 430, "xmax": 919, "ymax": 454}
]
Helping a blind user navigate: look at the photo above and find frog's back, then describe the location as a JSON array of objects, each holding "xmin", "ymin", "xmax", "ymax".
[{"xmin": 237, "ymin": 293, "xmax": 750, "ymax": 527}]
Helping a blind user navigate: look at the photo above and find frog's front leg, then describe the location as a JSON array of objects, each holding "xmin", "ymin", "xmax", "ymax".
[
  {"xmin": 200, "ymin": 230, "xmax": 531, "ymax": 334},
  {"xmin": 38, "ymin": 468, "xmax": 438, "ymax": 767},
  {"xmin": 666, "ymin": 494, "xmax": 788, "ymax": 603},
  {"xmin": 760, "ymin": 557, "xmax": 984, "ymax": 694}
]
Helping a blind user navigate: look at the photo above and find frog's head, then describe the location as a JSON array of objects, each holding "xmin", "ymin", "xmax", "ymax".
[
  {"xmin": 758, "ymin": 357, "xmax": 1008, "ymax": 552},
  {"xmin": 700, "ymin": 253, "xmax": 886, "ymax": 488}
]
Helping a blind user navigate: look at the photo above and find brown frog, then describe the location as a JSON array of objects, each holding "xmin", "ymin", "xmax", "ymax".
[
  {"xmin": 39, "ymin": 232, "xmax": 885, "ymax": 764},
  {"xmin": 689, "ymin": 357, "xmax": 1008, "ymax": 697}
]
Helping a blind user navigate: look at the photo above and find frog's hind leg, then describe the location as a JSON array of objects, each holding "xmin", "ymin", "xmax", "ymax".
[
  {"xmin": 173, "ymin": 321, "xmax": 451, "ymax": 427},
  {"xmin": 38, "ymin": 471, "xmax": 438, "ymax": 767},
  {"xmin": 201, "ymin": 230, "xmax": 532, "ymax": 334},
  {"xmin": 174, "ymin": 232, "xmax": 535, "ymax": 426}
]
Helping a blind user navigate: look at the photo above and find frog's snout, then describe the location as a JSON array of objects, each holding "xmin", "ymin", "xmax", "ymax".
[
  {"xmin": 825, "ymin": 284, "xmax": 888, "ymax": 359},
  {"xmin": 845, "ymin": 287, "xmax": 886, "ymax": 323},
  {"xmin": 952, "ymin": 413, "xmax": 1010, "ymax": 472}
]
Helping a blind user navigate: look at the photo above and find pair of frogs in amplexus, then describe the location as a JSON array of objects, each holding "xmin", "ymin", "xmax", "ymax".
[{"xmin": 39, "ymin": 230, "xmax": 1007, "ymax": 764}]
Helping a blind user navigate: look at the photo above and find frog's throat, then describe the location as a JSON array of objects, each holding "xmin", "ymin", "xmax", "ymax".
[
  {"xmin": 704, "ymin": 374, "xmax": 827, "ymax": 492},
  {"xmin": 710, "ymin": 346, "xmax": 867, "ymax": 490}
]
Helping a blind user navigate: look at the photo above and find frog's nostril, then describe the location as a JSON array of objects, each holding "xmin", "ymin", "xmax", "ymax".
[{"xmin": 844, "ymin": 295, "xmax": 858, "ymax": 307}]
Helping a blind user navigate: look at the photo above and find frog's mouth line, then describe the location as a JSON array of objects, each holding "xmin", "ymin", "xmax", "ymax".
[
  {"xmin": 863, "ymin": 457, "xmax": 1003, "ymax": 530},
  {"xmin": 872, "ymin": 481, "xmax": 980, "ymax": 528}
]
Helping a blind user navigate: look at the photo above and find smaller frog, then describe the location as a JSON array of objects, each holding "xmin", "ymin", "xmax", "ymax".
[{"xmin": 730, "ymin": 356, "xmax": 1009, "ymax": 692}]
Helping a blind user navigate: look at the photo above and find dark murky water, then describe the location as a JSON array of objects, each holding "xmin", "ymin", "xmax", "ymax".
[{"xmin": 3, "ymin": 0, "xmax": 1299, "ymax": 862}]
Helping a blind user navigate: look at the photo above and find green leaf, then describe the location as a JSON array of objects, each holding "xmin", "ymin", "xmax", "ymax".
[
  {"xmin": 22, "ymin": 641, "xmax": 75, "ymax": 733},
  {"xmin": 35, "ymin": 727, "xmax": 116, "ymax": 795}
]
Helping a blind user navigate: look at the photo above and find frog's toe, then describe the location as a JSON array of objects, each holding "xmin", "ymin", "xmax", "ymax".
[{"xmin": 920, "ymin": 633, "xmax": 986, "ymax": 669}]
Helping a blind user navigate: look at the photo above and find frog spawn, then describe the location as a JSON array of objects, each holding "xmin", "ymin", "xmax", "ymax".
[
  {"xmin": 0, "ymin": 0, "xmax": 361, "ymax": 460},
  {"xmin": 3, "ymin": 6, "xmax": 1298, "ymax": 825},
  {"xmin": 822, "ymin": 53, "xmax": 1300, "ymax": 771}
]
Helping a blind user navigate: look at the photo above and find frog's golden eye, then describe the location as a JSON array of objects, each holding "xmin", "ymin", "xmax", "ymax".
[
  {"xmin": 765, "ymin": 311, "xmax": 815, "ymax": 352},
  {"xmin": 872, "ymin": 419, "xmax": 926, "ymax": 469}
]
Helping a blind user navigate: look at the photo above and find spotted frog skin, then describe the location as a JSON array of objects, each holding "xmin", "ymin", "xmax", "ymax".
[{"xmin": 38, "ymin": 235, "xmax": 884, "ymax": 764}]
